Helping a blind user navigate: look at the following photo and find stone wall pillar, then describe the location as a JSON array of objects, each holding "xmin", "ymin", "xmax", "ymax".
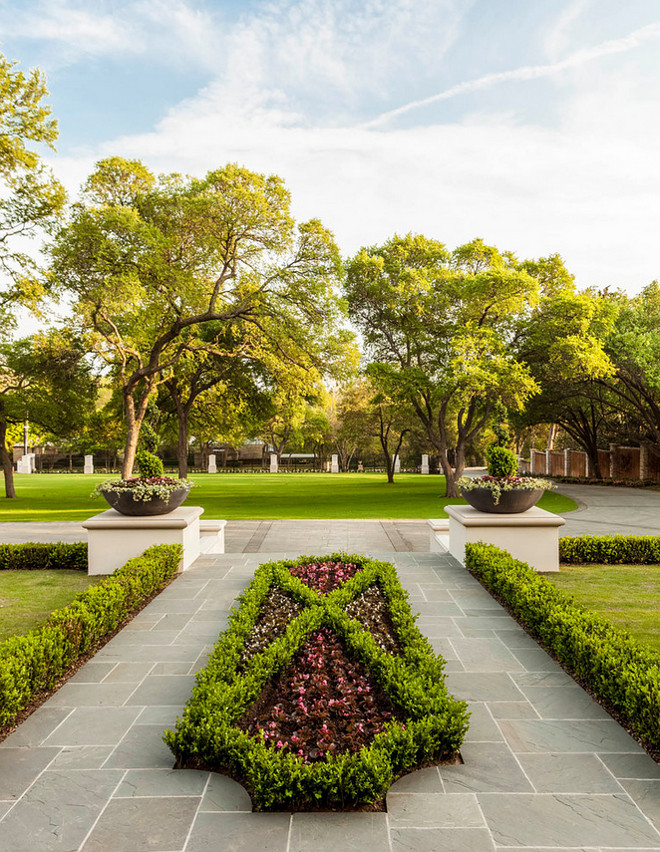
[
  {"xmin": 563, "ymin": 449, "xmax": 570, "ymax": 476},
  {"xmin": 84, "ymin": 454, "xmax": 94, "ymax": 474},
  {"xmin": 640, "ymin": 444, "xmax": 649, "ymax": 480},
  {"xmin": 421, "ymin": 454, "xmax": 429, "ymax": 474},
  {"xmin": 208, "ymin": 454, "xmax": 217, "ymax": 473},
  {"xmin": 393, "ymin": 454, "xmax": 401, "ymax": 474},
  {"xmin": 609, "ymin": 443, "xmax": 618, "ymax": 479},
  {"xmin": 331, "ymin": 454, "xmax": 339, "ymax": 473},
  {"xmin": 545, "ymin": 450, "xmax": 551, "ymax": 476},
  {"xmin": 270, "ymin": 453, "xmax": 278, "ymax": 473}
]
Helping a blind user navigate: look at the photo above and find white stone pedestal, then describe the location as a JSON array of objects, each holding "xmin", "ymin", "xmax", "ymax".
[
  {"xmin": 200, "ymin": 519, "xmax": 226, "ymax": 554},
  {"xmin": 446, "ymin": 504, "xmax": 565, "ymax": 572},
  {"xmin": 82, "ymin": 506, "xmax": 204, "ymax": 575},
  {"xmin": 331, "ymin": 454, "xmax": 339, "ymax": 473},
  {"xmin": 421, "ymin": 454, "xmax": 429, "ymax": 474},
  {"xmin": 208, "ymin": 454, "xmax": 217, "ymax": 473},
  {"xmin": 270, "ymin": 453, "xmax": 278, "ymax": 473},
  {"xmin": 17, "ymin": 453, "xmax": 35, "ymax": 473},
  {"xmin": 84, "ymin": 454, "xmax": 94, "ymax": 474},
  {"xmin": 427, "ymin": 518, "xmax": 449, "ymax": 552}
]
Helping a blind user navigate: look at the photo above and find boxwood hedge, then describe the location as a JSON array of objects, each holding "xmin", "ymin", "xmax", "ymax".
[
  {"xmin": 560, "ymin": 533, "xmax": 660, "ymax": 564},
  {"xmin": 0, "ymin": 543, "xmax": 181, "ymax": 731},
  {"xmin": 0, "ymin": 542, "xmax": 87, "ymax": 571},
  {"xmin": 465, "ymin": 542, "xmax": 660, "ymax": 751},
  {"xmin": 165, "ymin": 553, "xmax": 469, "ymax": 811}
]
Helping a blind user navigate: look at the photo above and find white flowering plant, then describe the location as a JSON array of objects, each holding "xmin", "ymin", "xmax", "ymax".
[
  {"xmin": 457, "ymin": 474, "xmax": 552, "ymax": 506},
  {"xmin": 94, "ymin": 476, "xmax": 192, "ymax": 502}
]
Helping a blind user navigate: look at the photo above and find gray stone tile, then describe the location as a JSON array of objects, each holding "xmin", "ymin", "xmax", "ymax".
[
  {"xmin": 445, "ymin": 672, "xmax": 525, "ymax": 703},
  {"xmin": 139, "ymin": 599, "xmax": 202, "ymax": 613},
  {"xmin": 509, "ymin": 647, "xmax": 565, "ymax": 672},
  {"xmin": 414, "ymin": 602, "xmax": 465, "ymax": 618},
  {"xmin": 599, "ymin": 752, "xmax": 660, "ymax": 779},
  {"xmin": 103, "ymin": 725, "xmax": 175, "ymax": 769},
  {"xmin": 109, "ymin": 630, "xmax": 182, "ymax": 646},
  {"xmin": 464, "ymin": 703, "xmax": 504, "ymax": 742},
  {"xmin": 428, "ymin": 637, "xmax": 459, "ymax": 661},
  {"xmin": 68, "ymin": 662, "xmax": 117, "ymax": 684},
  {"xmin": 151, "ymin": 661, "xmax": 194, "ymax": 675},
  {"xmin": 619, "ymin": 779, "xmax": 660, "ymax": 828},
  {"xmin": 46, "ymin": 682, "xmax": 138, "ymax": 707},
  {"xmin": 186, "ymin": 811, "xmax": 290, "ymax": 851},
  {"xmin": 386, "ymin": 792, "xmax": 485, "ymax": 828},
  {"xmin": 419, "ymin": 584, "xmax": 454, "ymax": 602},
  {"xmin": 509, "ymin": 670, "xmax": 575, "ymax": 688},
  {"xmin": 95, "ymin": 643, "xmax": 202, "ymax": 663},
  {"xmin": 199, "ymin": 772, "xmax": 252, "ymax": 811},
  {"xmin": 136, "ymin": 705, "xmax": 183, "ymax": 726},
  {"xmin": 149, "ymin": 613, "xmax": 192, "ymax": 630},
  {"xmin": 450, "ymin": 589, "xmax": 504, "ymax": 609},
  {"xmin": 478, "ymin": 792, "xmax": 660, "ymax": 847},
  {"xmin": 81, "ymin": 795, "xmax": 200, "ymax": 851},
  {"xmin": 0, "ymin": 747, "xmax": 59, "ymax": 800},
  {"xmin": 449, "ymin": 638, "xmax": 523, "ymax": 673},
  {"xmin": 498, "ymin": 719, "xmax": 642, "ymax": 753},
  {"xmin": 488, "ymin": 701, "xmax": 539, "ymax": 720},
  {"xmin": 0, "ymin": 801, "xmax": 12, "ymax": 819},
  {"xmin": 414, "ymin": 617, "xmax": 462, "ymax": 638},
  {"xmin": 42, "ymin": 707, "xmax": 141, "ymax": 747},
  {"xmin": 518, "ymin": 752, "xmax": 624, "ymax": 793},
  {"xmin": 101, "ymin": 662, "xmax": 155, "ymax": 683},
  {"xmin": 289, "ymin": 812, "xmax": 389, "ymax": 851},
  {"xmin": 0, "ymin": 769, "xmax": 122, "ymax": 852},
  {"xmin": 519, "ymin": 685, "xmax": 611, "ymax": 720},
  {"xmin": 389, "ymin": 766, "xmax": 444, "ymax": 793},
  {"xmin": 48, "ymin": 746, "xmax": 114, "ymax": 770},
  {"xmin": 440, "ymin": 742, "xmax": 533, "ymax": 793},
  {"xmin": 390, "ymin": 828, "xmax": 495, "ymax": 852},
  {"xmin": 0, "ymin": 707, "xmax": 72, "ymax": 748},
  {"xmin": 458, "ymin": 615, "xmax": 530, "ymax": 633},
  {"xmin": 124, "ymin": 675, "xmax": 196, "ymax": 706},
  {"xmin": 495, "ymin": 848, "xmax": 594, "ymax": 852},
  {"xmin": 114, "ymin": 768, "xmax": 208, "ymax": 798}
]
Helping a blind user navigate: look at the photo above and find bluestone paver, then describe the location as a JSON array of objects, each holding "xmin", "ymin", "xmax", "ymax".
[{"xmin": 0, "ymin": 526, "xmax": 657, "ymax": 850}]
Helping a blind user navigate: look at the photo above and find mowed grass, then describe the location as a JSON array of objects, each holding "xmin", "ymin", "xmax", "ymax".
[
  {"xmin": 0, "ymin": 473, "xmax": 577, "ymax": 521},
  {"xmin": 547, "ymin": 563, "xmax": 660, "ymax": 653},
  {"xmin": 0, "ymin": 570, "xmax": 102, "ymax": 641}
]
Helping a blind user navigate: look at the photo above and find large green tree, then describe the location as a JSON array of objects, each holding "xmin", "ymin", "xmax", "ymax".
[
  {"xmin": 51, "ymin": 158, "xmax": 352, "ymax": 477},
  {"xmin": 345, "ymin": 235, "xmax": 541, "ymax": 496}
]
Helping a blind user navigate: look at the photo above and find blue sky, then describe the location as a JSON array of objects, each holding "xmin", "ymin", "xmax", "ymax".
[{"xmin": 2, "ymin": 0, "xmax": 660, "ymax": 296}]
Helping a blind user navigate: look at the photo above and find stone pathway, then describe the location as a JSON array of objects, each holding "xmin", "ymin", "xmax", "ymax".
[{"xmin": 1, "ymin": 549, "xmax": 659, "ymax": 851}]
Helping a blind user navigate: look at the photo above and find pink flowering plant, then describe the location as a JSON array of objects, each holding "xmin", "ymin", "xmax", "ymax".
[{"xmin": 165, "ymin": 553, "xmax": 469, "ymax": 811}]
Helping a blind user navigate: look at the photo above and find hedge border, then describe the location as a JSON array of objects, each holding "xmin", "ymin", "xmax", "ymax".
[
  {"xmin": 165, "ymin": 552, "xmax": 469, "ymax": 811},
  {"xmin": 465, "ymin": 542, "xmax": 660, "ymax": 752},
  {"xmin": 0, "ymin": 543, "xmax": 182, "ymax": 731},
  {"xmin": 560, "ymin": 533, "xmax": 660, "ymax": 564},
  {"xmin": 0, "ymin": 542, "xmax": 87, "ymax": 571}
]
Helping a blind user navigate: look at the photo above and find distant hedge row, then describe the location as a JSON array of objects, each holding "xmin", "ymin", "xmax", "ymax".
[
  {"xmin": 466, "ymin": 542, "xmax": 660, "ymax": 751},
  {"xmin": 0, "ymin": 544, "xmax": 181, "ymax": 731},
  {"xmin": 0, "ymin": 542, "xmax": 87, "ymax": 571},
  {"xmin": 560, "ymin": 534, "xmax": 660, "ymax": 564}
]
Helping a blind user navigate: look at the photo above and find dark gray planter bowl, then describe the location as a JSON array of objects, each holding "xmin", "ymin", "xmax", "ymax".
[
  {"xmin": 102, "ymin": 486, "xmax": 191, "ymax": 516},
  {"xmin": 460, "ymin": 487, "xmax": 543, "ymax": 514}
]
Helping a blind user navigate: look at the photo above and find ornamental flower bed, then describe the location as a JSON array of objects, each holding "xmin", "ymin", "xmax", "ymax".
[{"xmin": 165, "ymin": 553, "xmax": 469, "ymax": 811}]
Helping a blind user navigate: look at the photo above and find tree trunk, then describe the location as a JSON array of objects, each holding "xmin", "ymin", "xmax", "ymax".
[
  {"xmin": 177, "ymin": 413, "xmax": 189, "ymax": 479},
  {"xmin": 0, "ymin": 411, "xmax": 16, "ymax": 498}
]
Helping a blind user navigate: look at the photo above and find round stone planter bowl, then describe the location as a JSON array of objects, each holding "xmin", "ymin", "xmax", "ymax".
[
  {"xmin": 460, "ymin": 487, "xmax": 543, "ymax": 514},
  {"xmin": 102, "ymin": 486, "xmax": 191, "ymax": 516}
]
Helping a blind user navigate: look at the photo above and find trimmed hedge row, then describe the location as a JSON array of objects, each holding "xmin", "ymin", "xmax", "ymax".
[
  {"xmin": 560, "ymin": 534, "xmax": 660, "ymax": 564},
  {"xmin": 465, "ymin": 542, "xmax": 660, "ymax": 750},
  {"xmin": 0, "ymin": 542, "xmax": 87, "ymax": 571},
  {"xmin": 0, "ymin": 544, "xmax": 182, "ymax": 730},
  {"xmin": 165, "ymin": 553, "xmax": 469, "ymax": 811}
]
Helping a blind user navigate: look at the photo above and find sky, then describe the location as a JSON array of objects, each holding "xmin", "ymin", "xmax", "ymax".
[{"xmin": 2, "ymin": 0, "xmax": 660, "ymax": 309}]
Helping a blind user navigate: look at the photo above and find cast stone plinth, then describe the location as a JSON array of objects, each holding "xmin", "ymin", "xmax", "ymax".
[
  {"xmin": 446, "ymin": 504, "xmax": 565, "ymax": 572},
  {"xmin": 82, "ymin": 505, "xmax": 204, "ymax": 575}
]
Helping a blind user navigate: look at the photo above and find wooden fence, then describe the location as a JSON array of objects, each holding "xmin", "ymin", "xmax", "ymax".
[{"xmin": 520, "ymin": 444, "xmax": 660, "ymax": 482}]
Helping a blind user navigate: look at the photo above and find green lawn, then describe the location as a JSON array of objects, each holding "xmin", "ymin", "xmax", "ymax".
[
  {"xmin": 0, "ymin": 473, "xmax": 577, "ymax": 521},
  {"xmin": 547, "ymin": 564, "xmax": 660, "ymax": 653},
  {"xmin": 0, "ymin": 570, "xmax": 101, "ymax": 641}
]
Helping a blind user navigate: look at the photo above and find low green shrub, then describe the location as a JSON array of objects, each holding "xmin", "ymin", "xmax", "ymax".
[
  {"xmin": 486, "ymin": 445, "xmax": 518, "ymax": 477},
  {"xmin": 0, "ymin": 544, "xmax": 181, "ymax": 730},
  {"xmin": 135, "ymin": 449, "xmax": 165, "ymax": 478},
  {"xmin": 0, "ymin": 542, "xmax": 87, "ymax": 571},
  {"xmin": 465, "ymin": 542, "xmax": 660, "ymax": 750},
  {"xmin": 560, "ymin": 534, "xmax": 660, "ymax": 564},
  {"xmin": 165, "ymin": 553, "xmax": 469, "ymax": 811}
]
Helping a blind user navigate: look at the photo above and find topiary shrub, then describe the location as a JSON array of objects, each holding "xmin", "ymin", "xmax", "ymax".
[
  {"xmin": 0, "ymin": 544, "xmax": 181, "ymax": 731},
  {"xmin": 486, "ymin": 445, "xmax": 518, "ymax": 477},
  {"xmin": 165, "ymin": 553, "xmax": 469, "ymax": 811},
  {"xmin": 560, "ymin": 534, "xmax": 660, "ymax": 564},
  {"xmin": 135, "ymin": 449, "xmax": 164, "ymax": 478},
  {"xmin": 465, "ymin": 542, "xmax": 660, "ymax": 752}
]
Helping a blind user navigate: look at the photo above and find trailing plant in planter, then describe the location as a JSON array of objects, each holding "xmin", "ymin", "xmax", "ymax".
[
  {"xmin": 94, "ymin": 450, "xmax": 192, "ymax": 516},
  {"xmin": 165, "ymin": 553, "xmax": 469, "ymax": 811},
  {"xmin": 458, "ymin": 449, "xmax": 552, "ymax": 512}
]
